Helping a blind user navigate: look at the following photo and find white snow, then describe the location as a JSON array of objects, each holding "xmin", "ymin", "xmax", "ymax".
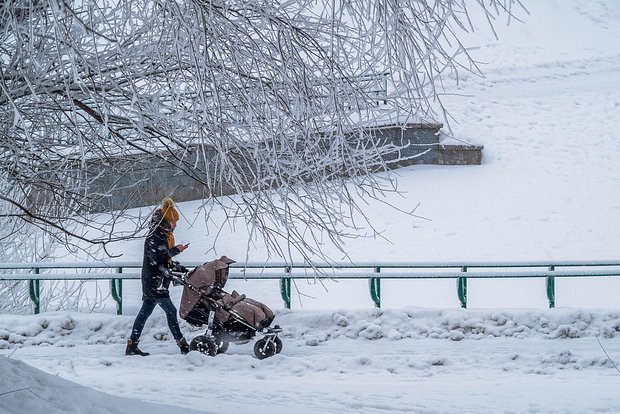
[
  {"xmin": 2, "ymin": 309, "xmax": 620, "ymax": 413},
  {"xmin": 3, "ymin": 1, "xmax": 620, "ymax": 413},
  {"xmin": 0, "ymin": 352, "xmax": 209, "ymax": 414}
]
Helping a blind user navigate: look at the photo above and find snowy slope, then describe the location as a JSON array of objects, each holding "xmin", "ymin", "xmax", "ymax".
[
  {"xmin": 78, "ymin": 0, "xmax": 620, "ymax": 312},
  {"xmin": 64, "ymin": 2, "xmax": 620, "ymax": 268},
  {"xmin": 0, "ymin": 353, "xmax": 209, "ymax": 414},
  {"xmin": 2, "ymin": 1, "xmax": 620, "ymax": 413}
]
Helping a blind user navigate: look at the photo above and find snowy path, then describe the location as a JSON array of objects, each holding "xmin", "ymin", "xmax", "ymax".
[
  {"xmin": 2, "ymin": 309, "xmax": 620, "ymax": 414},
  {"xmin": 4, "ymin": 335, "xmax": 620, "ymax": 414},
  {"xmin": 464, "ymin": 53, "xmax": 620, "ymax": 98}
]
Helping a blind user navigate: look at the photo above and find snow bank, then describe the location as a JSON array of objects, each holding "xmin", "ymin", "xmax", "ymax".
[
  {"xmin": 283, "ymin": 308, "xmax": 620, "ymax": 345},
  {"xmin": 0, "ymin": 312, "xmax": 131, "ymax": 349},
  {"xmin": 0, "ymin": 355, "xmax": 209, "ymax": 414},
  {"xmin": 1, "ymin": 308, "xmax": 620, "ymax": 350}
]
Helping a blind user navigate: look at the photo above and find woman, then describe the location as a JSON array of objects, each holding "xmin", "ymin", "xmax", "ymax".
[{"xmin": 125, "ymin": 197, "xmax": 190, "ymax": 356}]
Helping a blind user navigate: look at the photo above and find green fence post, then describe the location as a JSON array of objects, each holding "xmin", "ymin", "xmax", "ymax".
[
  {"xmin": 29, "ymin": 268, "xmax": 40, "ymax": 315},
  {"xmin": 546, "ymin": 265, "xmax": 555, "ymax": 308},
  {"xmin": 279, "ymin": 267, "xmax": 291, "ymax": 309},
  {"xmin": 110, "ymin": 267, "xmax": 123, "ymax": 315},
  {"xmin": 369, "ymin": 267, "xmax": 381, "ymax": 308},
  {"xmin": 457, "ymin": 266, "xmax": 468, "ymax": 308}
]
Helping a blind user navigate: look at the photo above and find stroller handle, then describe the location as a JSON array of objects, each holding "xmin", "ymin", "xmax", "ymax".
[
  {"xmin": 167, "ymin": 270, "xmax": 187, "ymax": 279},
  {"xmin": 164, "ymin": 270, "xmax": 189, "ymax": 287}
]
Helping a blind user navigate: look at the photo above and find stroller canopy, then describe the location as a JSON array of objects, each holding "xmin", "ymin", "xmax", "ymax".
[{"xmin": 179, "ymin": 256, "xmax": 235, "ymax": 319}]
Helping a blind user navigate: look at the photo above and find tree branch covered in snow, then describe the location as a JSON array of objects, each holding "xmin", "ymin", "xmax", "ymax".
[{"xmin": 0, "ymin": 0, "xmax": 524, "ymax": 262}]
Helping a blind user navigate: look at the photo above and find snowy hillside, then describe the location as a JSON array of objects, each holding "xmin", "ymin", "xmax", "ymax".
[
  {"xmin": 2, "ymin": 1, "xmax": 620, "ymax": 413},
  {"xmin": 56, "ymin": 4, "xmax": 620, "ymax": 268},
  {"xmin": 81, "ymin": 0, "xmax": 620, "ymax": 311}
]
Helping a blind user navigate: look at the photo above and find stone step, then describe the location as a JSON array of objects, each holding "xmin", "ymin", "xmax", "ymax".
[{"xmin": 376, "ymin": 123, "xmax": 482, "ymax": 167}]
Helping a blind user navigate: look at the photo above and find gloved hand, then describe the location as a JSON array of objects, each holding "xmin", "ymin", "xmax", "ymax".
[{"xmin": 172, "ymin": 261, "xmax": 188, "ymax": 273}]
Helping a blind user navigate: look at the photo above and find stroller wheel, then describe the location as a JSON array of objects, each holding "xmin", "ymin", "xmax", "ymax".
[
  {"xmin": 190, "ymin": 335, "xmax": 218, "ymax": 357},
  {"xmin": 274, "ymin": 336, "xmax": 283, "ymax": 354},
  {"xmin": 253, "ymin": 338, "xmax": 277, "ymax": 360},
  {"xmin": 215, "ymin": 339, "xmax": 229, "ymax": 354}
]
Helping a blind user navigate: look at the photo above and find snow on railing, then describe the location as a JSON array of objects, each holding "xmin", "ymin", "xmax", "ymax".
[{"xmin": 2, "ymin": 260, "xmax": 620, "ymax": 314}]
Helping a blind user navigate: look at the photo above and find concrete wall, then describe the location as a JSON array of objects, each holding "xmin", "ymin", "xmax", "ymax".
[
  {"xmin": 85, "ymin": 124, "xmax": 482, "ymax": 211},
  {"xmin": 435, "ymin": 144, "xmax": 483, "ymax": 165}
]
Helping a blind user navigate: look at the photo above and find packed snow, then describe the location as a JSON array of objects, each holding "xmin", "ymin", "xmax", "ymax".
[
  {"xmin": 2, "ymin": 1, "xmax": 620, "ymax": 413},
  {"xmin": 2, "ymin": 309, "xmax": 620, "ymax": 414}
]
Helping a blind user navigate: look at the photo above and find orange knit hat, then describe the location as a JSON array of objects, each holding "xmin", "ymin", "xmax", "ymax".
[{"xmin": 161, "ymin": 197, "xmax": 179, "ymax": 225}]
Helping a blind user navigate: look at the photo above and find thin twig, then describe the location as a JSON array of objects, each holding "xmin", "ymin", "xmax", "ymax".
[
  {"xmin": 595, "ymin": 335, "xmax": 620, "ymax": 375},
  {"xmin": 0, "ymin": 387, "xmax": 31, "ymax": 397},
  {"xmin": 0, "ymin": 387, "xmax": 55, "ymax": 403}
]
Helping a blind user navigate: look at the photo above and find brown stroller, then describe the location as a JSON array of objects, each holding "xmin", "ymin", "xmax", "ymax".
[{"xmin": 171, "ymin": 256, "xmax": 282, "ymax": 359}]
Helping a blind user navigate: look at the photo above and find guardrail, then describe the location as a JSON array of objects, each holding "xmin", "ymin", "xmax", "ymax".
[{"xmin": 2, "ymin": 260, "xmax": 620, "ymax": 314}]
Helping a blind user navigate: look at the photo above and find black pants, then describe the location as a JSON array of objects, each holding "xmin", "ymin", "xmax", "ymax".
[{"xmin": 130, "ymin": 296, "xmax": 183, "ymax": 342}]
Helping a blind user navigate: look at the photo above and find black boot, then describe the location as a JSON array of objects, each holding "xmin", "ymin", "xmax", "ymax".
[
  {"xmin": 125, "ymin": 339, "xmax": 149, "ymax": 356},
  {"xmin": 177, "ymin": 337, "xmax": 190, "ymax": 355}
]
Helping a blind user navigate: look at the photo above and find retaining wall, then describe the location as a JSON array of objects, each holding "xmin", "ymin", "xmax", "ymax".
[{"xmin": 85, "ymin": 124, "xmax": 482, "ymax": 211}]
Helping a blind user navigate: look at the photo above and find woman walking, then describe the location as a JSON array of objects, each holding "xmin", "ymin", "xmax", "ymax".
[{"xmin": 126, "ymin": 197, "xmax": 190, "ymax": 356}]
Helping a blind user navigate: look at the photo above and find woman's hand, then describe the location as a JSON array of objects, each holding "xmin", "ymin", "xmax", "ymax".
[{"xmin": 176, "ymin": 243, "xmax": 189, "ymax": 252}]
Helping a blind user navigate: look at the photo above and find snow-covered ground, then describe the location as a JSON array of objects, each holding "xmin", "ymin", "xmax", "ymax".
[
  {"xmin": 2, "ymin": 309, "xmax": 620, "ymax": 414},
  {"xmin": 2, "ymin": 1, "xmax": 620, "ymax": 413}
]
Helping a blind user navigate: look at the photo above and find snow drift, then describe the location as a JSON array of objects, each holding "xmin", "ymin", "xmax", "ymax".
[
  {"xmin": 0, "ymin": 355, "xmax": 208, "ymax": 414},
  {"xmin": 2, "ymin": 308, "xmax": 620, "ymax": 351}
]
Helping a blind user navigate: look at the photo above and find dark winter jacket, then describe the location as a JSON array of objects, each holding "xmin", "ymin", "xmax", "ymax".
[{"xmin": 141, "ymin": 224, "xmax": 181, "ymax": 299}]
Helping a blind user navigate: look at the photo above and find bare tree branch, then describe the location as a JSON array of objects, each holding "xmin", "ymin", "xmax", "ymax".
[{"xmin": 0, "ymin": 0, "xmax": 525, "ymax": 263}]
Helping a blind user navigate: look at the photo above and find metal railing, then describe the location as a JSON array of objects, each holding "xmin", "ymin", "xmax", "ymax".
[{"xmin": 2, "ymin": 260, "xmax": 620, "ymax": 314}]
